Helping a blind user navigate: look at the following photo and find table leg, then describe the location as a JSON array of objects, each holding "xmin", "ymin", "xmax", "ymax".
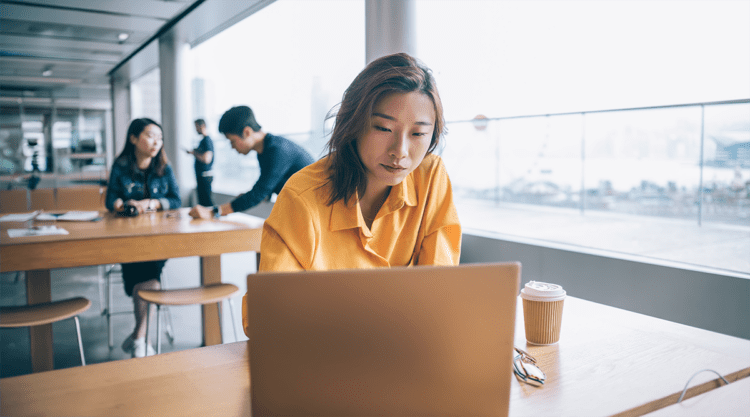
[
  {"xmin": 200, "ymin": 255, "xmax": 222, "ymax": 346},
  {"xmin": 26, "ymin": 269, "xmax": 53, "ymax": 373}
]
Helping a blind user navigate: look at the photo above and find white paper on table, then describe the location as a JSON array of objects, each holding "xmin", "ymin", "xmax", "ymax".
[
  {"xmin": 35, "ymin": 213, "xmax": 59, "ymax": 221},
  {"xmin": 55, "ymin": 211, "xmax": 101, "ymax": 221},
  {"xmin": 35, "ymin": 211, "xmax": 100, "ymax": 221},
  {"xmin": 0, "ymin": 211, "xmax": 39, "ymax": 222},
  {"xmin": 222, "ymin": 213, "xmax": 265, "ymax": 228},
  {"xmin": 7, "ymin": 226, "xmax": 69, "ymax": 238}
]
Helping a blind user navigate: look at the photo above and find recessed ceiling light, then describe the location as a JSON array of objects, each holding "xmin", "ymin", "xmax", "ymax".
[
  {"xmin": 118, "ymin": 33, "xmax": 129, "ymax": 42},
  {"xmin": 42, "ymin": 68, "xmax": 52, "ymax": 77}
]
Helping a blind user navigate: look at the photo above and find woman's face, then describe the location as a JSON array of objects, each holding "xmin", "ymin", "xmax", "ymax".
[
  {"xmin": 130, "ymin": 124, "xmax": 163, "ymax": 160},
  {"xmin": 356, "ymin": 91, "xmax": 435, "ymax": 193}
]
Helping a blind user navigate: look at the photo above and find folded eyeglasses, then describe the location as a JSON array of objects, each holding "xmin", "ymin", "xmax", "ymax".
[{"xmin": 513, "ymin": 346, "xmax": 546, "ymax": 385}]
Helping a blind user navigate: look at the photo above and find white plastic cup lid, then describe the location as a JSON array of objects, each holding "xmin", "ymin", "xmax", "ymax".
[{"xmin": 520, "ymin": 281, "xmax": 566, "ymax": 302}]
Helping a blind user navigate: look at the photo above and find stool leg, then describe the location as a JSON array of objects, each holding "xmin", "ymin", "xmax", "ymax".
[
  {"xmin": 217, "ymin": 302, "xmax": 223, "ymax": 344},
  {"xmin": 161, "ymin": 271, "xmax": 176, "ymax": 345},
  {"xmin": 73, "ymin": 316, "xmax": 86, "ymax": 366},
  {"xmin": 145, "ymin": 302, "xmax": 151, "ymax": 355},
  {"xmin": 156, "ymin": 305, "xmax": 162, "ymax": 355},
  {"xmin": 227, "ymin": 298, "xmax": 239, "ymax": 342},
  {"xmin": 107, "ymin": 271, "xmax": 114, "ymax": 349},
  {"xmin": 98, "ymin": 265, "xmax": 106, "ymax": 314},
  {"xmin": 164, "ymin": 306, "xmax": 175, "ymax": 345}
]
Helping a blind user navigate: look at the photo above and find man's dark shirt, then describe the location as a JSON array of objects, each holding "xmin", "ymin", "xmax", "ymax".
[
  {"xmin": 194, "ymin": 135, "xmax": 214, "ymax": 177},
  {"xmin": 230, "ymin": 133, "xmax": 314, "ymax": 213}
]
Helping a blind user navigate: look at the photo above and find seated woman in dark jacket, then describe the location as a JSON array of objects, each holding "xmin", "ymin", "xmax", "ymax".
[{"xmin": 105, "ymin": 118, "xmax": 181, "ymax": 357}]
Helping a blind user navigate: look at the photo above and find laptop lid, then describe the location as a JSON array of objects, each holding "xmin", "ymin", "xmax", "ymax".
[{"xmin": 246, "ymin": 262, "xmax": 520, "ymax": 416}]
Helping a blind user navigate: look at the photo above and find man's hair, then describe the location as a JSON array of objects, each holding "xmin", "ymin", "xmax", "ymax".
[
  {"xmin": 218, "ymin": 106, "xmax": 261, "ymax": 136},
  {"xmin": 194, "ymin": 119, "xmax": 206, "ymax": 127},
  {"xmin": 323, "ymin": 52, "xmax": 445, "ymax": 206}
]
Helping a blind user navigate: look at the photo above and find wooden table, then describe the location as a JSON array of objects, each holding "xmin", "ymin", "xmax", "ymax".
[
  {"xmin": 0, "ymin": 208, "xmax": 262, "ymax": 372},
  {"xmin": 643, "ymin": 376, "xmax": 750, "ymax": 416},
  {"xmin": 509, "ymin": 297, "xmax": 750, "ymax": 416},
  {"xmin": 1, "ymin": 297, "xmax": 748, "ymax": 416}
]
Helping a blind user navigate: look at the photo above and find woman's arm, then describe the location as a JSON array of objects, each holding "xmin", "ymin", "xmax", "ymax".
[
  {"xmin": 258, "ymin": 223, "xmax": 305, "ymax": 271},
  {"xmin": 416, "ymin": 158, "xmax": 462, "ymax": 266},
  {"xmin": 258, "ymin": 186, "xmax": 315, "ymax": 271},
  {"xmin": 105, "ymin": 163, "xmax": 124, "ymax": 212},
  {"xmin": 159, "ymin": 165, "xmax": 182, "ymax": 210}
]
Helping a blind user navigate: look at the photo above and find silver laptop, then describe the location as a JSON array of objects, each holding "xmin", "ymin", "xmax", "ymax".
[{"xmin": 246, "ymin": 262, "xmax": 521, "ymax": 416}]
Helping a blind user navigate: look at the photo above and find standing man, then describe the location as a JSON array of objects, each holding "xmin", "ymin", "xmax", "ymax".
[
  {"xmin": 188, "ymin": 105, "xmax": 314, "ymax": 219},
  {"xmin": 186, "ymin": 119, "xmax": 214, "ymax": 207}
]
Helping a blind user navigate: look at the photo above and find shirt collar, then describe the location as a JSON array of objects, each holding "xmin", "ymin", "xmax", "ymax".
[{"xmin": 329, "ymin": 172, "xmax": 418, "ymax": 233}]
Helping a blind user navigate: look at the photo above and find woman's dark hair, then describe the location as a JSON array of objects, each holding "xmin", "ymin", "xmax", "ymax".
[
  {"xmin": 323, "ymin": 52, "xmax": 445, "ymax": 206},
  {"xmin": 115, "ymin": 118, "xmax": 168, "ymax": 176},
  {"xmin": 218, "ymin": 105, "xmax": 262, "ymax": 136}
]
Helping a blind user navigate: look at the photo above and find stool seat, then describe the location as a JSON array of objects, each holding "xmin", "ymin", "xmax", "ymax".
[
  {"xmin": 0, "ymin": 297, "xmax": 91, "ymax": 328},
  {"xmin": 138, "ymin": 283, "xmax": 240, "ymax": 306},
  {"xmin": 138, "ymin": 283, "xmax": 241, "ymax": 356},
  {"xmin": 1, "ymin": 297, "xmax": 91, "ymax": 368}
]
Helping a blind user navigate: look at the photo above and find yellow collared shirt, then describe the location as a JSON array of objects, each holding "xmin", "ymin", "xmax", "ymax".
[{"xmin": 242, "ymin": 153, "xmax": 462, "ymax": 335}]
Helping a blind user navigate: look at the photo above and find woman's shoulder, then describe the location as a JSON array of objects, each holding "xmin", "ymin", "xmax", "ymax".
[
  {"xmin": 414, "ymin": 153, "xmax": 446, "ymax": 176},
  {"xmin": 283, "ymin": 158, "xmax": 328, "ymax": 196},
  {"xmin": 110, "ymin": 157, "xmax": 129, "ymax": 175}
]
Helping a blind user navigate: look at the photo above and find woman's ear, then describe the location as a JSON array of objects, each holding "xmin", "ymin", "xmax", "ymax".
[{"xmin": 129, "ymin": 134, "xmax": 138, "ymax": 145}]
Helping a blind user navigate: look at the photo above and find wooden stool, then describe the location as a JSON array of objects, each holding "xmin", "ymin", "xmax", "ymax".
[
  {"xmin": 0, "ymin": 297, "xmax": 92, "ymax": 368},
  {"xmin": 138, "ymin": 283, "xmax": 240, "ymax": 355},
  {"xmin": 101, "ymin": 265, "xmax": 176, "ymax": 349}
]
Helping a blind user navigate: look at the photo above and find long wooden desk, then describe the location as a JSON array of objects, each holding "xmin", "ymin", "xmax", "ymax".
[
  {"xmin": 0, "ymin": 208, "xmax": 262, "ymax": 372},
  {"xmin": 1, "ymin": 297, "xmax": 748, "ymax": 416},
  {"xmin": 644, "ymin": 376, "xmax": 750, "ymax": 416}
]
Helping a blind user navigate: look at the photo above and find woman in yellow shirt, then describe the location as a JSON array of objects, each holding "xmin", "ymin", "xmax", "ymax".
[
  {"xmin": 243, "ymin": 52, "xmax": 461, "ymax": 336},
  {"xmin": 259, "ymin": 52, "xmax": 462, "ymax": 272}
]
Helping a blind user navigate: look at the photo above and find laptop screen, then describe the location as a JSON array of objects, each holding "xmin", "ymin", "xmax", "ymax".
[{"xmin": 246, "ymin": 262, "xmax": 520, "ymax": 416}]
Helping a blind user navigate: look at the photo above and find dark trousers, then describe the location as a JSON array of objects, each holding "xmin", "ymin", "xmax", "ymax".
[
  {"xmin": 121, "ymin": 260, "xmax": 166, "ymax": 297},
  {"xmin": 196, "ymin": 175, "xmax": 213, "ymax": 207}
]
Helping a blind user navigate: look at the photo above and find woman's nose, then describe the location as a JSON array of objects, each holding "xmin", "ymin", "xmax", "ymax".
[{"xmin": 389, "ymin": 132, "xmax": 409, "ymax": 159}]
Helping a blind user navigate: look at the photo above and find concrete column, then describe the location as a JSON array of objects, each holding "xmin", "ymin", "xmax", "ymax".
[
  {"xmin": 365, "ymin": 0, "xmax": 416, "ymax": 64},
  {"xmin": 158, "ymin": 29, "xmax": 192, "ymax": 206},
  {"xmin": 110, "ymin": 76, "xmax": 130, "ymax": 159}
]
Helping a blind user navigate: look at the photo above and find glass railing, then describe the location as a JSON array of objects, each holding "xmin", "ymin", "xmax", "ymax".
[{"xmin": 439, "ymin": 99, "xmax": 750, "ymax": 228}]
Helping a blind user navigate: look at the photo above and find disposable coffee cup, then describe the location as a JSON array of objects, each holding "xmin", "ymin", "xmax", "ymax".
[{"xmin": 520, "ymin": 281, "xmax": 566, "ymax": 345}]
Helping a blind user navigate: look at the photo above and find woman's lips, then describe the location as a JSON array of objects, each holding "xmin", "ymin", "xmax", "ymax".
[{"xmin": 382, "ymin": 164, "xmax": 406, "ymax": 173}]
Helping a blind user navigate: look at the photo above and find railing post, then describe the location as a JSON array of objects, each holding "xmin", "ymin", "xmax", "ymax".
[
  {"xmin": 580, "ymin": 112, "xmax": 586, "ymax": 215},
  {"xmin": 698, "ymin": 105, "xmax": 705, "ymax": 226},
  {"xmin": 495, "ymin": 121, "xmax": 500, "ymax": 205}
]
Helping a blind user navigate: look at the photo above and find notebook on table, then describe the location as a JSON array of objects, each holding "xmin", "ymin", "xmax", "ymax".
[{"xmin": 246, "ymin": 262, "xmax": 521, "ymax": 416}]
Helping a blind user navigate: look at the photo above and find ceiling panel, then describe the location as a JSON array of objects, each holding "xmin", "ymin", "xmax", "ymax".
[
  {"xmin": 0, "ymin": 0, "xmax": 273, "ymax": 102},
  {"xmin": 1, "ymin": 3, "xmax": 167, "ymax": 32},
  {"xmin": 0, "ymin": 0, "xmax": 196, "ymax": 100},
  {"xmin": 12, "ymin": 0, "xmax": 190, "ymax": 20}
]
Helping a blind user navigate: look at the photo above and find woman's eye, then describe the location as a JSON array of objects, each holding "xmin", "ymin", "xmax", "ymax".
[
  {"xmin": 374, "ymin": 126, "xmax": 391, "ymax": 132},
  {"xmin": 412, "ymin": 132, "xmax": 428, "ymax": 137}
]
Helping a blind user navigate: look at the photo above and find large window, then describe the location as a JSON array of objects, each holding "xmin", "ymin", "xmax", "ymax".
[
  {"xmin": 189, "ymin": 0, "xmax": 365, "ymax": 195},
  {"xmin": 415, "ymin": 0, "xmax": 750, "ymax": 229},
  {"xmin": 416, "ymin": 0, "xmax": 749, "ymax": 119}
]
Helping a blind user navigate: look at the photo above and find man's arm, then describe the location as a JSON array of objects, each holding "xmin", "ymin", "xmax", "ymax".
[
  {"xmin": 188, "ymin": 136, "xmax": 214, "ymax": 164},
  {"xmin": 192, "ymin": 149, "xmax": 213, "ymax": 164},
  {"xmin": 188, "ymin": 200, "xmax": 233, "ymax": 219},
  {"xmin": 228, "ymin": 146, "xmax": 287, "ymax": 213}
]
